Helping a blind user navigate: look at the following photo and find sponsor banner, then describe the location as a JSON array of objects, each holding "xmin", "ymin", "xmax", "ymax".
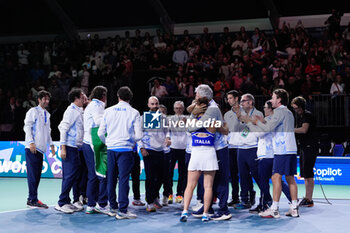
[
  {"xmin": 0, "ymin": 141, "xmax": 62, "ymax": 178},
  {"xmin": 295, "ymin": 157, "xmax": 350, "ymax": 185},
  {"xmin": 0, "ymin": 141, "xmax": 178, "ymax": 181},
  {"xmin": 0, "ymin": 142, "xmax": 347, "ymax": 184}
]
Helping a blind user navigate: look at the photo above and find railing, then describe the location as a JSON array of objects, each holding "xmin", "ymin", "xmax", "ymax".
[
  {"xmin": 307, "ymin": 94, "xmax": 349, "ymax": 127},
  {"xmin": 158, "ymin": 94, "xmax": 350, "ymax": 127}
]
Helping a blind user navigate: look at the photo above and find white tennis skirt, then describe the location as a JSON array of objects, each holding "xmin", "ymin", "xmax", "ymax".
[{"xmin": 188, "ymin": 146, "xmax": 219, "ymax": 171}]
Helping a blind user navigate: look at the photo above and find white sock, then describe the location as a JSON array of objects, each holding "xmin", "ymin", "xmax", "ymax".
[
  {"xmin": 291, "ymin": 200, "xmax": 298, "ymax": 209},
  {"xmin": 203, "ymin": 212, "xmax": 208, "ymax": 217},
  {"xmin": 182, "ymin": 210, "xmax": 188, "ymax": 214},
  {"xmin": 271, "ymin": 201, "xmax": 279, "ymax": 210}
]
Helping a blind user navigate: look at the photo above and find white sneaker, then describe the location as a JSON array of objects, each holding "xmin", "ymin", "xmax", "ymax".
[
  {"xmin": 55, "ymin": 204, "xmax": 74, "ymax": 214},
  {"xmin": 116, "ymin": 211, "xmax": 137, "ymax": 219},
  {"xmin": 192, "ymin": 200, "xmax": 204, "ymax": 212},
  {"xmin": 146, "ymin": 203, "xmax": 156, "ymax": 212},
  {"xmin": 162, "ymin": 196, "xmax": 169, "ymax": 206},
  {"xmin": 108, "ymin": 208, "xmax": 118, "ymax": 217},
  {"xmin": 85, "ymin": 206, "xmax": 96, "ymax": 214},
  {"xmin": 285, "ymin": 207, "xmax": 300, "ymax": 217},
  {"xmin": 259, "ymin": 207, "xmax": 280, "ymax": 218},
  {"xmin": 72, "ymin": 201, "xmax": 84, "ymax": 212},
  {"xmin": 95, "ymin": 204, "xmax": 110, "ymax": 215}
]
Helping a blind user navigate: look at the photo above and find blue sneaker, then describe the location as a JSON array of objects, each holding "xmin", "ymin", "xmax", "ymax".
[
  {"xmin": 211, "ymin": 212, "xmax": 232, "ymax": 221},
  {"xmin": 202, "ymin": 214, "xmax": 210, "ymax": 222},
  {"xmin": 192, "ymin": 206, "xmax": 214, "ymax": 218},
  {"xmin": 234, "ymin": 202, "xmax": 251, "ymax": 210},
  {"xmin": 180, "ymin": 212, "xmax": 189, "ymax": 222}
]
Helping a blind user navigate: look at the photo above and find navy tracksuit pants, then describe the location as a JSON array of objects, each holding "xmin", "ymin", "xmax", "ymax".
[
  {"xmin": 58, "ymin": 146, "xmax": 81, "ymax": 206},
  {"xmin": 73, "ymin": 150, "xmax": 88, "ymax": 201},
  {"xmin": 131, "ymin": 151, "xmax": 142, "ymax": 200},
  {"xmin": 237, "ymin": 147, "xmax": 260, "ymax": 204},
  {"xmin": 82, "ymin": 143, "xmax": 108, "ymax": 208},
  {"xmin": 143, "ymin": 150, "xmax": 163, "ymax": 204},
  {"xmin": 107, "ymin": 150, "xmax": 134, "ymax": 213},
  {"xmin": 169, "ymin": 148, "xmax": 186, "ymax": 196},
  {"xmin": 228, "ymin": 148, "xmax": 240, "ymax": 202},
  {"xmin": 25, "ymin": 149, "xmax": 44, "ymax": 203},
  {"xmin": 213, "ymin": 147, "xmax": 230, "ymax": 214},
  {"xmin": 156, "ymin": 151, "xmax": 171, "ymax": 197}
]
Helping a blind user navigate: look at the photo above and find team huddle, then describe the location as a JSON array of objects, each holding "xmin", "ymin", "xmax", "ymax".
[{"xmin": 24, "ymin": 84, "xmax": 308, "ymax": 222}]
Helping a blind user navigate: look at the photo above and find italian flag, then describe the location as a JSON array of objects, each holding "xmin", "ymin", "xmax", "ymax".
[{"xmin": 91, "ymin": 127, "xmax": 107, "ymax": 178}]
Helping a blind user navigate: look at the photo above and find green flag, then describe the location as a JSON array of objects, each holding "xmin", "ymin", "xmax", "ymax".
[{"xmin": 91, "ymin": 127, "xmax": 107, "ymax": 178}]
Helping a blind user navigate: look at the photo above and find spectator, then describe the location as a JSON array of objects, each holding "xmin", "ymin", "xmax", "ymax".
[
  {"xmin": 343, "ymin": 22, "xmax": 350, "ymax": 52},
  {"xmin": 163, "ymin": 76, "xmax": 178, "ymax": 96},
  {"xmin": 30, "ymin": 62, "xmax": 45, "ymax": 81},
  {"xmin": 80, "ymin": 65, "xmax": 90, "ymax": 94},
  {"xmin": 219, "ymin": 56, "xmax": 232, "ymax": 82},
  {"xmin": 324, "ymin": 9, "xmax": 342, "ymax": 38},
  {"xmin": 172, "ymin": 44, "xmax": 188, "ymax": 66},
  {"xmin": 312, "ymin": 75, "xmax": 329, "ymax": 94},
  {"xmin": 48, "ymin": 64, "xmax": 61, "ymax": 79},
  {"xmin": 257, "ymin": 73, "xmax": 269, "ymax": 93},
  {"xmin": 42, "ymin": 46, "xmax": 51, "ymax": 71},
  {"xmin": 342, "ymin": 66, "xmax": 350, "ymax": 94},
  {"xmin": 231, "ymin": 70, "xmax": 245, "ymax": 91},
  {"xmin": 149, "ymin": 53, "xmax": 166, "ymax": 70},
  {"xmin": 300, "ymin": 75, "xmax": 313, "ymax": 98},
  {"xmin": 305, "ymin": 57, "xmax": 321, "ymax": 79},
  {"xmin": 177, "ymin": 76, "xmax": 188, "ymax": 97},
  {"xmin": 154, "ymin": 36, "xmax": 167, "ymax": 50},
  {"xmin": 240, "ymin": 73, "xmax": 258, "ymax": 95},
  {"xmin": 17, "ymin": 44, "xmax": 30, "ymax": 66},
  {"xmin": 48, "ymin": 79, "xmax": 62, "ymax": 103},
  {"xmin": 330, "ymin": 74, "xmax": 345, "ymax": 94},
  {"xmin": 23, "ymin": 92, "xmax": 36, "ymax": 111},
  {"xmin": 0, "ymin": 96, "xmax": 15, "ymax": 140},
  {"xmin": 184, "ymin": 75, "xmax": 195, "ymax": 98},
  {"xmin": 121, "ymin": 54, "xmax": 133, "ymax": 87},
  {"xmin": 251, "ymin": 28, "xmax": 261, "ymax": 48},
  {"xmin": 13, "ymin": 98, "xmax": 26, "ymax": 140},
  {"xmin": 286, "ymin": 76, "xmax": 301, "ymax": 99},
  {"xmin": 214, "ymin": 74, "xmax": 230, "ymax": 98},
  {"xmin": 151, "ymin": 79, "xmax": 168, "ymax": 98}
]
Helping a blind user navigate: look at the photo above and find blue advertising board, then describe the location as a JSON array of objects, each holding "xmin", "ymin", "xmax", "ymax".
[{"xmin": 0, "ymin": 141, "xmax": 348, "ymax": 185}]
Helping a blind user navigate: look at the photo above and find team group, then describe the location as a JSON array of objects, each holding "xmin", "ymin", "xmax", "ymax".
[{"xmin": 23, "ymin": 84, "xmax": 315, "ymax": 221}]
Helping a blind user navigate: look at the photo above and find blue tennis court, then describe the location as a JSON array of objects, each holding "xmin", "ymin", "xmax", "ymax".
[{"xmin": 0, "ymin": 178, "xmax": 349, "ymax": 233}]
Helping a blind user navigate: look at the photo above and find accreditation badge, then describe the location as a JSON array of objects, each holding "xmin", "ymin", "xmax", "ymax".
[{"xmin": 241, "ymin": 127, "xmax": 250, "ymax": 138}]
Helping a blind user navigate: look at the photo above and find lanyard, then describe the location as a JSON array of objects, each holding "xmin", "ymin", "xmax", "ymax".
[{"xmin": 249, "ymin": 108, "xmax": 255, "ymax": 117}]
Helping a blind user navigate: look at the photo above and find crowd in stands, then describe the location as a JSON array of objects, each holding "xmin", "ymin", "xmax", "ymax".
[{"xmin": 1, "ymin": 11, "xmax": 350, "ymax": 141}]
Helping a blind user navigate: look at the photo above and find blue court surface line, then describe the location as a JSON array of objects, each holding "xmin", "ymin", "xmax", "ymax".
[{"xmin": 1, "ymin": 197, "xmax": 350, "ymax": 233}]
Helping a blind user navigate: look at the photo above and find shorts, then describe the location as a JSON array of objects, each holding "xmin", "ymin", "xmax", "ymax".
[
  {"xmin": 273, "ymin": 154, "xmax": 297, "ymax": 176},
  {"xmin": 300, "ymin": 146, "xmax": 318, "ymax": 178}
]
